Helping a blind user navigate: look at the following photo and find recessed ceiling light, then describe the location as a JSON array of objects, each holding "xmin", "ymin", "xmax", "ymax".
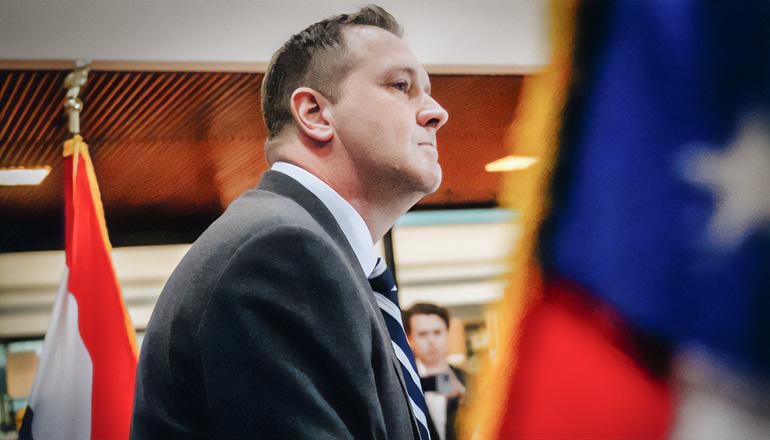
[
  {"xmin": 0, "ymin": 166, "xmax": 52, "ymax": 186},
  {"xmin": 485, "ymin": 155, "xmax": 538, "ymax": 172}
]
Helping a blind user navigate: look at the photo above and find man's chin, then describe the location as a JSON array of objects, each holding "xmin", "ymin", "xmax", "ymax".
[
  {"xmin": 411, "ymin": 176, "xmax": 441, "ymax": 197},
  {"xmin": 424, "ymin": 168, "xmax": 442, "ymax": 195},
  {"xmin": 393, "ymin": 164, "xmax": 441, "ymax": 198},
  {"xmin": 426, "ymin": 179, "xmax": 441, "ymax": 195}
]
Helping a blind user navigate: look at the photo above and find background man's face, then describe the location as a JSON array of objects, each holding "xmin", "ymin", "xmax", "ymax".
[
  {"xmin": 329, "ymin": 26, "xmax": 447, "ymax": 196},
  {"xmin": 408, "ymin": 313, "xmax": 449, "ymax": 366}
]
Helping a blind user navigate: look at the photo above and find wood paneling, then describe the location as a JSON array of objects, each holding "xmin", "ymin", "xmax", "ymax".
[{"xmin": 0, "ymin": 70, "xmax": 521, "ymax": 252}]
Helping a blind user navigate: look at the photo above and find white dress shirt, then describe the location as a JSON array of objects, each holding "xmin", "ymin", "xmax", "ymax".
[
  {"xmin": 271, "ymin": 161, "xmax": 377, "ymax": 276},
  {"xmin": 417, "ymin": 360, "xmax": 449, "ymax": 440}
]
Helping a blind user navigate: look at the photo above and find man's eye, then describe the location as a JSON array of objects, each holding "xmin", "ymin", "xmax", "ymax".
[{"xmin": 391, "ymin": 81, "xmax": 409, "ymax": 93}]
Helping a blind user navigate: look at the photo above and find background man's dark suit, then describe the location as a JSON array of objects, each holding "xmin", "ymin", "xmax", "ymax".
[
  {"xmin": 131, "ymin": 170, "xmax": 418, "ymax": 439},
  {"xmin": 425, "ymin": 365, "xmax": 467, "ymax": 440},
  {"xmin": 446, "ymin": 366, "xmax": 467, "ymax": 440}
]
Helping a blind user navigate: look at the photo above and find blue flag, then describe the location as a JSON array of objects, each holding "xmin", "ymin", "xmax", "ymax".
[{"xmin": 540, "ymin": 0, "xmax": 770, "ymax": 378}]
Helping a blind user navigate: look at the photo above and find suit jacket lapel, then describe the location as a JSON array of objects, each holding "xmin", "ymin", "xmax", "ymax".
[{"xmin": 257, "ymin": 170, "xmax": 416, "ymax": 427}]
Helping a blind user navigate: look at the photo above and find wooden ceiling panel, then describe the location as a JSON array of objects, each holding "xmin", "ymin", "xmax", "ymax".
[
  {"xmin": 92, "ymin": 140, "xmax": 222, "ymax": 212},
  {"xmin": 0, "ymin": 69, "xmax": 520, "ymax": 252},
  {"xmin": 0, "ymin": 70, "xmax": 68, "ymax": 166}
]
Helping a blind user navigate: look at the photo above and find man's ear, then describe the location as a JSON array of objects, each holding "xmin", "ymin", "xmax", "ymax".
[{"xmin": 289, "ymin": 87, "xmax": 334, "ymax": 143}]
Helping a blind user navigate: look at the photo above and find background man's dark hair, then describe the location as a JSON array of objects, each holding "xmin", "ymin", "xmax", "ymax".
[
  {"xmin": 261, "ymin": 4, "xmax": 403, "ymax": 141},
  {"xmin": 403, "ymin": 302, "xmax": 450, "ymax": 336}
]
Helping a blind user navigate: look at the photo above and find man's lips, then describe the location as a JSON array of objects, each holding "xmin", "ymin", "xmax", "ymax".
[{"xmin": 418, "ymin": 142, "xmax": 439, "ymax": 160}]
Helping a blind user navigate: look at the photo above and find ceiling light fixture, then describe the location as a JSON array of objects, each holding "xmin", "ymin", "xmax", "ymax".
[
  {"xmin": 485, "ymin": 155, "xmax": 538, "ymax": 172},
  {"xmin": 0, "ymin": 166, "xmax": 52, "ymax": 186}
]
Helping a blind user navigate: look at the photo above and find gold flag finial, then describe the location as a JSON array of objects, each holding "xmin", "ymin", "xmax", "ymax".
[{"xmin": 63, "ymin": 59, "xmax": 91, "ymax": 135}]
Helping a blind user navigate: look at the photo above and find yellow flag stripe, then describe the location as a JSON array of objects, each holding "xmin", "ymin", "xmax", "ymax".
[{"xmin": 461, "ymin": 1, "xmax": 578, "ymax": 438}]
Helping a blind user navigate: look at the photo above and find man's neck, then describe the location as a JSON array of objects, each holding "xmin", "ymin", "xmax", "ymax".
[
  {"xmin": 418, "ymin": 359, "xmax": 450, "ymax": 375},
  {"xmin": 344, "ymin": 190, "xmax": 422, "ymax": 244},
  {"xmin": 273, "ymin": 148, "xmax": 422, "ymax": 243}
]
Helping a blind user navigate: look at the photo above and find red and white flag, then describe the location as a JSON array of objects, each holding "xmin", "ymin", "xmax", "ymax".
[{"xmin": 20, "ymin": 135, "xmax": 138, "ymax": 440}]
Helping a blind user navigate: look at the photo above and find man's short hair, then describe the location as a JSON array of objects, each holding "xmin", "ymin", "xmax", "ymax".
[
  {"xmin": 261, "ymin": 4, "xmax": 403, "ymax": 140},
  {"xmin": 403, "ymin": 302, "xmax": 450, "ymax": 336}
]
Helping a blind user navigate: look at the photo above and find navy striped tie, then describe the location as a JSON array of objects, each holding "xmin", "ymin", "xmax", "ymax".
[{"xmin": 368, "ymin": 258, "xmax": 431, "ymax": 440}]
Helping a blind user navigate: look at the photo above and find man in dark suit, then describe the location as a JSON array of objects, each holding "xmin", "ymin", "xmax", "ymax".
[
  {"xmin": 131, "ymin": 4, "xmax": 448, "ymax": 439},
  {"xmin": 404, "ymin": 303, "xmax": 469, "ymax": 440}
]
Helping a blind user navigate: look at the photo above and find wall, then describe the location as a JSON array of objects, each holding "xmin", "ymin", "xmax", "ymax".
[
  {"xmin": 0, "ymin": 0, "xmax": 550, "ymax": 73},
  {"xmin": 0, "ymin": 212, "xmax": 518, "ymax": 338}
]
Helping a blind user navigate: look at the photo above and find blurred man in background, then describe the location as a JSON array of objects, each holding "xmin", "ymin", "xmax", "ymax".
[{"xmin": 404, "ymin": 303, "xmax": 467, "ymax": 440}]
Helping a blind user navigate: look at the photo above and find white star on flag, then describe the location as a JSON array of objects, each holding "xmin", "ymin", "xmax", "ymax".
[{"xmin": 680, "ymin": 112, "xmax": 770, "ymax": 250}]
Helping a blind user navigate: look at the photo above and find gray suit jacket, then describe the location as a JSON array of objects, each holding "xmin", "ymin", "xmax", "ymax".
[{"xmin": 131, "ymin": 170, "xmax": 419, "ymax": 439}]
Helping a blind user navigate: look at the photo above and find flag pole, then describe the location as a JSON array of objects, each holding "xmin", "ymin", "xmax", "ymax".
[
  {"xmin": 62, "ymin": 59, "xmax": 90, "ymax": 176},
  {"xmin": 63, "ymin": 59, "xmax": 91, "ymax": 135}
]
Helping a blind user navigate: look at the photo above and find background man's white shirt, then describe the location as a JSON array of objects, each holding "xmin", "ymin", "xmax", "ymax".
[{"xmin": 417, "ymin": 360, "xmax": 448, "ymax": 440}]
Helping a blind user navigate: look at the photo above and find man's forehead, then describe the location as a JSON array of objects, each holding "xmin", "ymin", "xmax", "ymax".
[
  {"xmin": 344, "ymin": 24, "xmax": 404, "ymax": 48},
  {"xmin": 343, "ymin": 26, "xmax": 430, "ymax": 85},
  {"xmin": 412, "ymin": 314, "xmax": 447, "ymax": 328}
]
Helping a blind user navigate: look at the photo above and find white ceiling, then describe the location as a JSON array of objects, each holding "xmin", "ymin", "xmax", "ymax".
[{"xmin": 0, "ymin": 0, "xmax": 550, "ymax": 73}]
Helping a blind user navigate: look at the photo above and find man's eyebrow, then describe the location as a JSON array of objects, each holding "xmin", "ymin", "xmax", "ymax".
[{"xmin": 387, "ymin": 66, "xmax": 432, "ymax": 94}]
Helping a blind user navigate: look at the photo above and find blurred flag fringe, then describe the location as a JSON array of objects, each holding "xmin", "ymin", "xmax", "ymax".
[{"xmin": 460, "ymin": 1, "xmax": 578, "ymax": 438}]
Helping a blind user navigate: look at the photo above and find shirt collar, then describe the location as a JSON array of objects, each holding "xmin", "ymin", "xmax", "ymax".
[{"xmin": 271, "ymin": 161, "xmax": 377, "ymax": 276}]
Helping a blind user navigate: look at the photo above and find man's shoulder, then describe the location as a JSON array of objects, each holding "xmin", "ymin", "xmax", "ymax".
[
  {"xmin": 180, "ymin": 187, "xmax": 334, "ymax": 273},
  {"xmin": 450, "ymin": 365, "xmax": 468, "ymax": 385},
  {"xmin": 147, "ymin": 186, "xmax": 349, "ymax": 333},
  {"xmin": 215, "ymin": 187, "xmax": 328, "ymax": 240}
]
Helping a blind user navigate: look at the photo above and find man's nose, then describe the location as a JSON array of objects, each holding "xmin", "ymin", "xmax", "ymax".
[{"xmin": 417, "ymin": 96, "xmax": 448, "ymax": 131}]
